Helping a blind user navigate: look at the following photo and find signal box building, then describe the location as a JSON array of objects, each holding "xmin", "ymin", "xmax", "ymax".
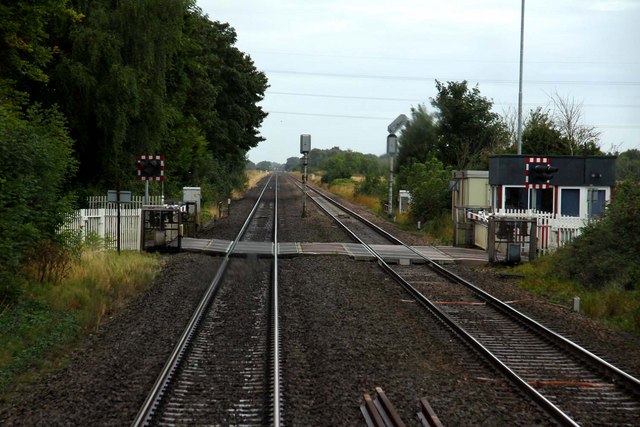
[{"xmin": 488, "ymin": 155, "xmax": 617, "ymax": 218}]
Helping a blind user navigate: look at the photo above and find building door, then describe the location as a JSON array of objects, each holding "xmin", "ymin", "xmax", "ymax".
[
  {"xmin": 561, "ymin": 188, "xmax": 580, "ymax": 217},
  {"xmin": 530, "ymin": 188, "xmax": 554, "ymax": 213}
]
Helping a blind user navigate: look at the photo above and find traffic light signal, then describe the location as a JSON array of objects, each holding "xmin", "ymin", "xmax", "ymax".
[
  {"xmin": 137, "ymin": 155, "xmax": 164, "ymax": 181},
  {"xmin": 526, "ymin": 157, "xmax": 558, "ymax": 189},
  {"xmin": 533, "ymin": 164, "xmax": 558, "ymax": 181}
]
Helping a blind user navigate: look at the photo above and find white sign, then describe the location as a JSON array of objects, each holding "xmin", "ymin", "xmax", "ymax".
[{"xmin": 387, "ymin": 114, "xmax": 409, "ymax": 134}]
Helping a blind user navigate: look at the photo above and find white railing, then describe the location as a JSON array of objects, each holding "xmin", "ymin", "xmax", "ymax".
[
  {"xmin": 61, "ymin": 196, "xmax": 164, "ymax": 251},
  {"xmin": 467, "ymin": 208, "xmax": 588, "ymax": 254},
  {"xmin": 86, "ymin": 195, "xmax": 163, "ymax": 209},
  {"xmin": 61, "ymin": 207, "xmax": 142, "ymax": 251}
]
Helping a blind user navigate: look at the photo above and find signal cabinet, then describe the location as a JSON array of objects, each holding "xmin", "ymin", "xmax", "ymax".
[
  {"xmin": 488, "ymin": 155, "xmax": 617, "ymax": 218},
  {"xmin": 489, "ymin": 155, "xmax": 616, "ymax": 187}
]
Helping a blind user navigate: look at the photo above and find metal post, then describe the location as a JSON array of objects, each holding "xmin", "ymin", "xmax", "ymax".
[
  {"xmin": 144, "ymin": 180, "xmax": 149, "ymax": 206},
  {"xmin": 516, "ymin": 0, "xmax": 525, "ymax": 155},
  {"xmin": 529, "ymin": 219, "xmax": 537, "ymax": 261},
  {"xmin": 116, "ymin": 190, "xmax": 121, "ymax": 255},
  {"xmin": 388, "ymin": 155, "xmax": 394, "ymax": 217},
  {"xmin": 489, "ymin": 218, "xmax": 497, "ymax": 263},
  {"xmin": 386, "ymin": 133, "xmax": 398, "ymax": 218},
  {"xmin": 302, "ymin": 153, "xmax": 308, "ymax": 217}
]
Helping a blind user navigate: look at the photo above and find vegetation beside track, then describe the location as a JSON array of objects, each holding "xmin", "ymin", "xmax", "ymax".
[
  {"xmin": 514, "ymin": 180, "xmax": 640, "ymax": 335},
  {"xmin": 307, "ymin": 173, "xmax": 454, "ymax": 245},
  {"xmin": 303, "ymin": 169, "xmax": 639, "ymax": 336},
  {"xmin": 1, "ymin": 168, "xmax": 269, "ymax": 399},
  {"xmin": 0, "ymin": 250, "xmax": 158, "ymax": 398}
]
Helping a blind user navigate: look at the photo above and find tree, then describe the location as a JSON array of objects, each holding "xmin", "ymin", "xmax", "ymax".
[
  {"xmin": 521, "ymin": 107, "xmax": 568, "ymax": 155},
  {"xmin": 396, "ymin": 104, "xmax": 438, "ymax": 169},
  {"xmin": 617, "ymin": 149, "xmax": 640, "ymax": 182},
  {"xmin": 431, "ymin": 80, "xmax": 508, "ymax": 170},
  {"xmin": 401, "ymin": 157, "xmax": 451, "ymax": 222},
  {"xmin": 255, "ymin": 161, "xmax": 273, "ymax": 171},
  {"xmin": 45, "ymin": 0, "xmax": 186, "ymax": 189},
  {"xmin": 321, "ymin": 153, "xmax": 353, "ymax": 183},
  {"xmin": 0, "ymin": 0, "xmax": 81, "ymax": 98},
  {"xmin": 284, "ymin": 156, "xmax": 300, "ymax": 171},
  {"xmin": 0, "ymin": 103, "xmax": 77, "ymax": 300},
  {"xmin": 549, "ymin": 92, "xmax": 602, "ymax": 155}
]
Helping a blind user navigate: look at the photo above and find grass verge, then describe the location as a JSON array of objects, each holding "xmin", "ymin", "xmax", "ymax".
[
  {"xmin": 515, "ymin": 255, "xmax": 640, "ymax": 335},
  {"xmin": 0, "ymin": 250, "xmax": 159, "ymax": 398}
]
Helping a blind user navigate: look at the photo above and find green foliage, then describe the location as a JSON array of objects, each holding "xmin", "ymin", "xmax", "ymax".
[
  {"xmin": 522, "ymin": 107, "xmax": 569, "ymax": 155},
  {"xmin": 0, "ymin": 0, "xmax": 82, "ymax": 86},
  {"xmin": 431, "ymin": 80, "xmax": 508, "ymax": 169},
  {"xmin": 397, "ymin": 104, "xmax": 438, "ymax": 168},
  {"xmin": 0, "ymin": 250, "xmax": 159, "ymax": 394},
  {"xmin": 552, "ymin": 180, "xmax": 640, "ymax": 291},
  {"xmin": 25, "ymin": 1, "xmax": 268, "ymax": 196},
  {"xmin": 419, "ymin": 212, "xmax": 454, "ymax": 245},
  {"xmin": 320, "ymin": 150, "xmax": 383, "ymax": 184},
  {"xmin": 1, "ymin": 1, "xmax": 268, "ymax": 301},
  {"xmin": 516, "ymin": 253, "xmax": 640, "ymax": 334},
  {"xmin": 400, "ymin": 157, "xmax": 451, "ymax": 221},
  {"xmin": 616, "ymin": 149, "xmax": 640, "ymax": 182},
  {"xmin": 0, "ymin": 299, "xmax": 79, "ymax": 393},
  {"xmin": 255, "ymin": 161, "xmax": 276, "ymax": 171},
  {"xmin": 355, "ymin": 169, "xmax": 386, "ymax": 199},
  {"xmin": 284, "ymin": 156, "xmax": 300, "ymax": 171},
  {"xmin": 0, "ymin": 103, "xmax": 77, "ymax": 302},
  {"xmin": 521, "ymin": 106, "xmax": 603, "ymax": 156}
]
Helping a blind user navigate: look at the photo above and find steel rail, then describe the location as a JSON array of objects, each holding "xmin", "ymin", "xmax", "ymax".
[
  {"xmin": 287, "ymin": 175, "xmax": 404, "ymax": 245},
  {"xmin": 272, "ymin": 173, "xmax": 281, "ymax": 426},
  {"xmin": 288, "ymin": 176, "xmax": 585, "ymax": 426},
  {"xmin": 131, "ymin": 174, "xmax": 275, "ymax": 427},
  {"xmin": 292, "ymin": 174, "xmax": 640, "ymax": 397}
]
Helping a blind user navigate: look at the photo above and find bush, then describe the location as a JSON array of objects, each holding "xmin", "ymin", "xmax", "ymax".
[
  {"xmin": 554, "ymin": 181, "xmax": 640, "ymax": 291},
  {"xmin": 400, "ymin": 157, "xmax": 451, "ymax": 222}
]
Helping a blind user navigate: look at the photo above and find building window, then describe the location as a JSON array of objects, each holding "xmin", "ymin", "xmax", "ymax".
[
  {"xmin": 505, "ymin": 187, "xmax": 527, "ymax": 210},
  {"xmin": 561, "ymin": 189, "xmax": 580, "ymax": 217},
  {"xmin": 589, "ymin": 189, "xmax": 607, "ymax": 217},
  {"xmin": 531, "ymin": 188, "xmax": 553, "ymax": 213}
]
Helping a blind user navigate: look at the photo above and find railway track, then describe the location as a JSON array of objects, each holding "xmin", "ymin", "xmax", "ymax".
[
  {"xmin": 296, "ymin": 175, "xmax": 640, "ymax": 426},
  {"xmin": 133, "ymin": 173, "xmax": 639, "ymax": 425},
  {"xmin": 132, "ymin": 175, "xmax": 282, "ymax": 426}
]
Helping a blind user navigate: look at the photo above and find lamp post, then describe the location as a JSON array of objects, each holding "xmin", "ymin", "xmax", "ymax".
[
  {"xmin": 387, "ymin": 133, "xmax": 398, "ymax": 217},
  {"xmin": 516, "ymin": 0, "xmax": 525, "ymax": 155}
]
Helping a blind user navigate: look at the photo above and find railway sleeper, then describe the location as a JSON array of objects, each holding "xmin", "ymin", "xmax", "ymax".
[{"xmin": 360, "ymin": 387, "xmax": 406, "ymax": 427}]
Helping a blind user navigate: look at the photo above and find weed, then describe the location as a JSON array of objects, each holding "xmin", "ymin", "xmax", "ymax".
[{"xmin": 0, "ymin": 250, "xmax": 159, "ymax": 396}]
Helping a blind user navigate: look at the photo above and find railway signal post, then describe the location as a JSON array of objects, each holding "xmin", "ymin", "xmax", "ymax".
[
  {"xmin": 300, "ymin": 134, "xmax": 311, "ymax": 217},
  {"xmin": 386, "ymin": 114, "xmax": 408, "ymax": 218}
]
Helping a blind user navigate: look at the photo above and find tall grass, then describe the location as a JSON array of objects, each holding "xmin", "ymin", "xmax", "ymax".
[
  {"xmin": 515, "ymin": 255, "xmax": 640, "ymax": 335},
  {"xmin": 202, "ymin": 170, "xmax": 269, "ymax": 222},
  {"xmin": 244, "ymin": 169, "xmax": 270, "ymax": 190},
  {"xmin": 0, "ymin": 250, "xmax": 159, "ymax": 395},
  {"xmin": 324, "ymin": 180, "xmax": 382, "ymax": 213},
  {"xmin": 31, "ymin": 251, "xmax": 158, "ymax": 331}
]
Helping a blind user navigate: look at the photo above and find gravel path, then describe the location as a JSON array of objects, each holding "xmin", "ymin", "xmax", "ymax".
[{"xmin": 1, "ymin": 173, "xmax": 638, "ymax": 426}]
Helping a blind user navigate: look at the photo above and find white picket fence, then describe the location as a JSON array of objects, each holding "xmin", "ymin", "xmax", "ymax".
[
  {"xmin": 467, "ymin": 209, "xmax": 588, "ymax": 254},
  {"xmin": 86, "ymin": 195, "xmax": 163, "ymax": 209},
  {"xmin": 61, "ymin": 196, "xmax": 164, "ymax": 251}
]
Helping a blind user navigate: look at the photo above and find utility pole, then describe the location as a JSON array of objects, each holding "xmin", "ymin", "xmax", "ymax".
[{"xmin": 517, "ymin": 0, "xmax": 525, "ymax": 155}]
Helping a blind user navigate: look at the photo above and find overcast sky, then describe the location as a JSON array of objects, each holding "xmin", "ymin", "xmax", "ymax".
[{"xmin": 198, "ymin": 0, "xmax": 640, "ymax": 164}]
